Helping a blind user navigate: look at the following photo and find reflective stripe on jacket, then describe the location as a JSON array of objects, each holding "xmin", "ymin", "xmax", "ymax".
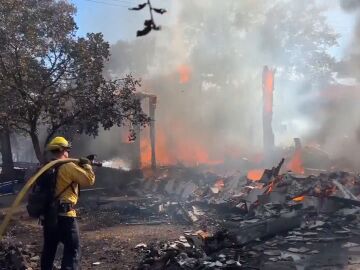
[{"xmin": 55, "ymin": 162, "xmax": 95, "ymax": 217}]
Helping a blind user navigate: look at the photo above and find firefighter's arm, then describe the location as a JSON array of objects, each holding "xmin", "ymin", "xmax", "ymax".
[{"xmin": 65, "ymin": 162, "xmax": 95, "ymax": 187}]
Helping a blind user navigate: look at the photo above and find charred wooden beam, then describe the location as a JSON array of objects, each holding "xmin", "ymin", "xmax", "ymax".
[
  {"xmin": 327, "ymin": 196, "xmax": 360, "ymax": 207},
  {"xmin": 133, "ymin": 124, "xmax": 141, "ymax": 169},
  {"xmin": 149, "ymin": 96, "xmax": 157, "ymax": 170},
  {"xmin": 225, "ymin": 211, "xmax": 301, "ymax": 245},
  {"xmin": 262, "ymin": 65, "xmax": 276, "ymax": 160}
]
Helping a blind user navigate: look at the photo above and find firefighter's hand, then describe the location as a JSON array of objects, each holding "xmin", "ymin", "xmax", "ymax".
[
  {"xmin": 78, "ymin": 157, "xmax": 91, "ymax": 166},
  {"xmin": 86, "ymin": 154, "xmax": 96, "ymax": 161}
]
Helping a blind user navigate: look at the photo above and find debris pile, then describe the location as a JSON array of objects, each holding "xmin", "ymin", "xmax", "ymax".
[
  {"xmin": 136, "ymin": 204, "xmax": 360, "ymax": 269},
  {"xmin": 2, "ymin": 159, "xmax": 360, "ymax": 269},
  {"xmin": 0, "ymin": 240, "xmax": 39, "ymax": 270},
  {"xmin": 133, "ymin": 161, "xmax": 360, "ymax": 269}
]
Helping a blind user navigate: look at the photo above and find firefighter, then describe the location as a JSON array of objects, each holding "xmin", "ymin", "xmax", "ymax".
[{"xmin": 41, "ymin": 136, "xmax": 95, "ymax": 270}]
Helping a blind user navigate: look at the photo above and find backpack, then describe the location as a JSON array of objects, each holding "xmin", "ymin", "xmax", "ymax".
[{"xmin": 26, "ymin": 164, "xmax": 60, "ymax": 219}]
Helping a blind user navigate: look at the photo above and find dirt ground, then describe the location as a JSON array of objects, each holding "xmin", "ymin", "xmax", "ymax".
[{"xmin": 1, "ymin": 203, "xmax": 188, "ymax": 270}]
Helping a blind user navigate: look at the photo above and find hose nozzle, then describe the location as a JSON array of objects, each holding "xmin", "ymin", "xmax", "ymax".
[
  {"xmin": 91, "ymin": 160, "xmax": 103, "ymax": 167},
  {"xmin": 86, "ymin": 154, "xmax": 103, "ymax": 167}
]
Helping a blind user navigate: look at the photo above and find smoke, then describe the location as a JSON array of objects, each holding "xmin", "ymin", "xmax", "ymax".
[
  {"xmin": 106, "ymin": 1, "xmax": 333, "ymax": 166},
  {"xmin": 306, "ymin": 0, "xmax": 360, "ymax": 168},
  {"xmin": 340, "ymin": 0, "xmax": 360, "ymax": 11},
  {"xmin": 99, "ymin": 0, "xmax": 360, "ymax": 169}
]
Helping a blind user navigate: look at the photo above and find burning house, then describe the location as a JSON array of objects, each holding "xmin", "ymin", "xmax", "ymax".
[{"xmin": 3, "ymin": 0, "xmax": 360, "ymax": 269}]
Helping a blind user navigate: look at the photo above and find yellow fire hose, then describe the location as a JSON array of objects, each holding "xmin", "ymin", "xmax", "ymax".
[{"xmin": 0, "ymin": 158, "xmax": 79, "ymax": 240}]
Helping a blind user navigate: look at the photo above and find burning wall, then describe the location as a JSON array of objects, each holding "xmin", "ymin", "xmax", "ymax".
[{"xmin": 140, "ymin": 124, "xmax": 224, "ymax": 167}]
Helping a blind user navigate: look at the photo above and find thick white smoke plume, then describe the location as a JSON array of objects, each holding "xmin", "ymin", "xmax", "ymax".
[{"xmin": 74, "ymin": 0, "xmax": 359, "ymax": 169}]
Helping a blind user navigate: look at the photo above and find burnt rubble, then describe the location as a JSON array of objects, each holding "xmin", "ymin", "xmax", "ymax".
[
  {"xmin": 129, "ymin": 162, "xmax": 360, "ymax": 269},
  {"xmin": 0, "ymin": 239, "xmax": 39, "ymax": 270},
  {"xmin": 3, "ymin": 162, "xmax": 360, "ymax": 269}
]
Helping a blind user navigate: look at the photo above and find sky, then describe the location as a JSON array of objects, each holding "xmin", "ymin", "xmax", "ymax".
[
  {"xmin": 325, "ymin": 8, "xmax": 357, "ymax": 60},
  {"xmin": 71, "ymin": 0, "xmax": 176, "ymax": 42}
]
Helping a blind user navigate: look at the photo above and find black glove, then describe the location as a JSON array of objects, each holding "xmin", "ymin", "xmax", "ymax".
[
  {"xmin": 86, "ymin": 154, "xmax": 96, "ymax": 161},
  {"xmin": 78, "ymin": 157, "xmax": 91, "ymax": 166}
]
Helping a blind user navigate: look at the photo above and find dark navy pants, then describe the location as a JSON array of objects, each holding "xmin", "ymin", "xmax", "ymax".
[{"xmin": 41, "ymin": 216, "xmax": 80, "ymax": 270}]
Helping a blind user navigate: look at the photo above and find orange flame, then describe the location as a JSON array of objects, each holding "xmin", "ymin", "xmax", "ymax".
[
  {"xmin": 214, "ymin": 178, "xmax": 225, "ymax": 190},
  {"xmin": 292, "ymin": 196, "xmax": 305, "ymax": 202},
  {"xmin": 178, "ymin": 65, "xmax": 191, "ymax": 84},
  {"xmin": 140, "ymin": 128, "xmax": 223, "ymax": 168},
  {"xmin": 263, "ymin": 67, "xmax": 274, "ymax": 114},
  {"xmin": 266, "ymin": 181, "xmax": 275, "ymax": 194},
  {"xmin": 247, "ymin": 169, "xmax": 264, "ymax": 181},
  {"xmin": 140, "ymin": 137, "xmax": 152, "ymax": 167},
  {"xmin": 287, "ymin": 148, "xmax": 305, "ymax": 174}
]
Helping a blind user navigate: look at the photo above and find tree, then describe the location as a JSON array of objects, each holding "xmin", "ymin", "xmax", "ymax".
[
  {"xmin": 0, "ymin": 74, "xmax": 15, "ymax": 177},
  {"xmin": 0, "ymin": 0, "xmax": 149, "ymax": 163},
  {"xmin": 0, "ymin": 129, "xmax": 14, "ymax": 179}
]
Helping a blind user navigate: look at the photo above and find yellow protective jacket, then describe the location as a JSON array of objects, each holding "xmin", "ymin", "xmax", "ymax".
[{"xmin": 55, "ymin": 162, "xmax": 95, "ymax": 217}]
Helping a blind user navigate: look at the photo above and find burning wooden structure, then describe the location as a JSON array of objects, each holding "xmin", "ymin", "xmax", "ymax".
[
  {"xmin": 133, "ymin": 92, "xmax": 157, "ymax": 170},
  {"xmin": 262, "ymin": 66, "xmax": 276, "ymax": 162}
]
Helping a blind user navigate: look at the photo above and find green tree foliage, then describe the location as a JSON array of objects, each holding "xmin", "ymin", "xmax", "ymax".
[{"xmin": 0, "ymin": 0, "xmax": 149, "ymax": 162}]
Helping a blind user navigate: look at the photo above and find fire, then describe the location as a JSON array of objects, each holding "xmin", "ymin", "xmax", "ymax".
[
  {"xmin": 178, "ymin": 65, "xmax": 191, "ymax": 84},
  {"xmin": 292, "ymin": 196, "xmax": 305, "ymax": 202},
  {"xmin": 266, "ymin": 181, "xmax": 274, "ymax": 194},
  {"xmin": 140, "ymin": 128, "xmax": 223, "ymax": 168},
  {"xmin": 287, "ymin": 148, "xmax": 305, "ymax": 174},
  {"xmin": 140, "ymin": 137, "xmax": 152, "ymax": 167},
  {"xmin": 262, "ymin": 66, "xmax": 274, "ymax": 114},
  {"xmin": 214, "ymin": 178, "xmax": 225, "ymax": 190},
  {"xmin": 247, "ymin": 169, "xmax": 264, "ymax": 181},
  {"xmin": 141, "ymin": 129, "xmax": 172, "ymax": 166}
]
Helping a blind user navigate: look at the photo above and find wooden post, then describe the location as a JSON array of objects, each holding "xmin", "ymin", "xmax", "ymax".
[
  {"xmin": 149, "ymin": 96, "xmax": 157, "ymax": 170},
  {"xmin": 133, "ymin": 124, "xmax": 141, "ymax": 169},
  {"xmin": 262, "ymin": 66, "xmax": 275, "ymax": 160}
]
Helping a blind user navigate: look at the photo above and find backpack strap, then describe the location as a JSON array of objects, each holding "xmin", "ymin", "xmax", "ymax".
[
  {"xmin": 70, "ymin": 183, "xmax": 77, "ymax": 195},
  {"xmin": 52, "ymin": 163, "xmax": 77, "ymax": 201},
  {"xmin": 53, "ymin": 181, "xmax": 74, "ymax": 201}
]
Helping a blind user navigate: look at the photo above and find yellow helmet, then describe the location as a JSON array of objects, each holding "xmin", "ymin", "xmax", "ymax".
[{"xmin": 46, "ymin": 136, "xmax": 71, "ymax": 151}]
